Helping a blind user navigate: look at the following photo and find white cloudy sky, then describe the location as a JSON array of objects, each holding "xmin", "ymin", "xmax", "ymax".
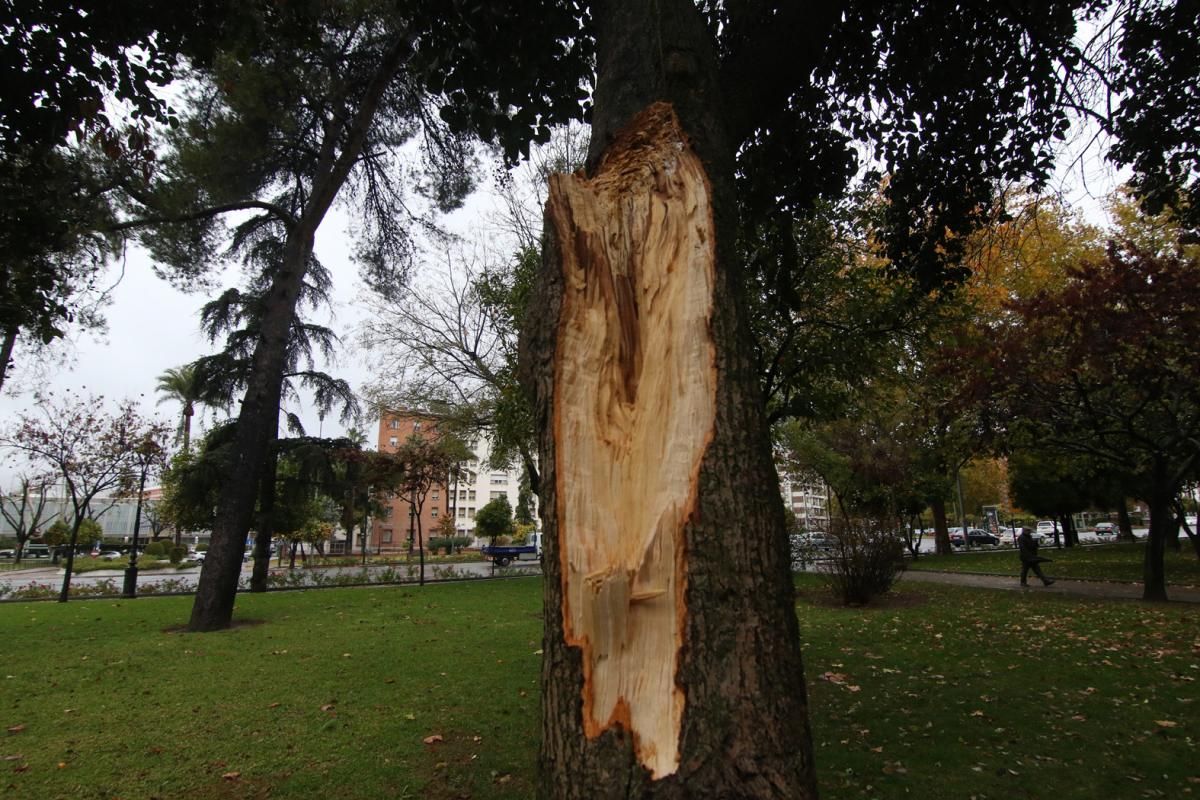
[{"xmin": 0, "ymin": 109, "xmax": 1125, "ymax": 489}]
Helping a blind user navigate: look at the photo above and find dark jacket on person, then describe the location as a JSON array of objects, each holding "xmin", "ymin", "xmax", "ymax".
[{"xmin": 1017, "ymin": 530, "xmax": 1041, "ymax": 563}]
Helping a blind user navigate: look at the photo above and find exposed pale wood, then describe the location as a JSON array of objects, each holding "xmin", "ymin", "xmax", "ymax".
[{"xmin": 546, "ymin": 102, "xmax": 717, "ymax": 779}]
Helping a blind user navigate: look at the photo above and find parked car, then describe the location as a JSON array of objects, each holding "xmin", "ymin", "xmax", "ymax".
[
  {"xmin": 191, "ymin": 551, "xmax": 206, "ymax": 563},
  {"xmin": 789, "ymin": 532, "xmax": 836, "ymax": 569},
  {"xmin": 1093, "ymin": 522, "xmax": 1117, "ymax": 539},
  {"xmin": 1036, "ymin": 520, "xmax": 1056, "ymax": 536},
  {"xmin": 0, "ymin": 549, "xmax": 15, "ymax": 559},
  {"xmin": 97, "ymin": 551, "xmax": 123, "ymax": 560},
  {"xmin": 950, "ymin": 528, "xmax": 1001, "ymax": 547}
]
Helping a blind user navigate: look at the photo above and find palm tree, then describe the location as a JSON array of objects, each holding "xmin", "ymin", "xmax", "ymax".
[{"xmin": 155, "ymin": 363, "xmax": 221, "ymax": 453}]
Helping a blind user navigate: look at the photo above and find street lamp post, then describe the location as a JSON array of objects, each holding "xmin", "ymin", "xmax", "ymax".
[{"xmin": 122, "ymin": 469, "xmax": 147, "ymax": 598}]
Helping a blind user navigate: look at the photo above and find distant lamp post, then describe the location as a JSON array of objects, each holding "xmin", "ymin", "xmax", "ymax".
[{"xmin": 122, "ymin": 469, "xmax": 148, "ymax": 598}]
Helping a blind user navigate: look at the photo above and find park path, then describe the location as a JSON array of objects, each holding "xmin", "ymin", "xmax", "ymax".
[{"xmin": 902, "ymin": 568, "xmax": 1200, "ymax": 604}]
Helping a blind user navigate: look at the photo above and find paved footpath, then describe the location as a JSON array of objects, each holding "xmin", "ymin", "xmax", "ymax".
[{"xmin": 902, "ymin": 569, "xmax": 1200, "ymax": 604}]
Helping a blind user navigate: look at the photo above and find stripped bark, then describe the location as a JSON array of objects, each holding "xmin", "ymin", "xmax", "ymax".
[{"xmin": 524, "ymin": 101, "xmax": 816, "ymax": 800}]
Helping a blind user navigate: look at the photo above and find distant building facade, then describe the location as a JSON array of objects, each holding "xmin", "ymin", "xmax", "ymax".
[
  {"xmin": 779, "ymin": 475, "xmax": 830, "ymax": 532},
  {"xmin": 371, "ymin": 411, "xmax": 536, "ymax": 553}
]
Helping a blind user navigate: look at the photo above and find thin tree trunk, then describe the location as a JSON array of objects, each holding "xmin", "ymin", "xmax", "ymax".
[
  {"xmin": 0, "ymin": 325, "xmax": 17, "ymax": 396},
  {"xmin": 250, "ymin": 443, "xmax": 278, "ymax": 592},
  {"xmin": 521, "ymin": 3, "xmax": 816, "ymax": 796},
  {"xmin": 931, "ymin": 496, "xmax": 953, "ymax": 555}
]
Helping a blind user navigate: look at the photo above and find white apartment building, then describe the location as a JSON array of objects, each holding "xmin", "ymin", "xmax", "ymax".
[
  {"xmin": 449, "ymin": 435, "xmax": 538, "ymax": 543},
  {"xmin": 780, "ymin": 475, "xmax": 830, "ymax": 532}
]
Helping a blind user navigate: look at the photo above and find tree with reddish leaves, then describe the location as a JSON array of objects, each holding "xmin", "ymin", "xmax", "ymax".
[
  {"xmin": 1, "ymin": 393, "xmax": 172, "ymax": 601},
  {"xmin": 993, "ymin": 242, "xmax": 1200, "ymax": 600}
]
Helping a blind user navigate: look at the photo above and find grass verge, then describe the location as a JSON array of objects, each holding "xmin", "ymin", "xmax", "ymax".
[
  {"xmin": 907, "ymin": 541, "xmax": 1200, "ymax": 586},
  {"xmin": 1, "ymin": 576, "xmax": 1196, "ymax": 799}
]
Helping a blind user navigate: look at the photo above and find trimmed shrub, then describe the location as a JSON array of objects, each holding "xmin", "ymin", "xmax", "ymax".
[
  {"xmin": 143, "ymin": 540, "xmax": 169, "ymax": 558},
  {"xmin": 168, "ymin": 546, "xmax": 188, "ymax": 564},
  {"xmin": 450, "ymin": 536, "xmax": 473, "ymax": 553},
  {"xmin": 819, "ymin": 518, "xmax": 906, "ymax": 606},
  {"xmin": 427, "ymin": 537, "xmax": 452, "ymax": 555}
]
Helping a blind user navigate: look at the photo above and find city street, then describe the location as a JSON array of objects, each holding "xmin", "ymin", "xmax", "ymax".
[{"xmin": 0, "ymin": 557, "xmax": 543, "ymax": 595}]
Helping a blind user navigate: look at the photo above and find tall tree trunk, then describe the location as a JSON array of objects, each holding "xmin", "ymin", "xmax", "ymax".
[
  {"xmin": 188, "ymin": 228, "xmax": 311, "ymax": 631},
  {"xmin": 250, "ymin": 441, "xmax": 278, "ymax": 592},
  {"xmin": 0, "ymin": 324, "xmax": 17, "ymax": 395},
  {"xmin": 1117, "ymin": 502, "xmax": 1135, "ymax": 541},
  {"xmin": 520, "ymin": 3, "xmax": 817, "ymax": 796},
  {"xmin": 931, "ymin": 496, "xmax": 953, "ymax": 555},
  {"xmin": 1058, "ymin": 513, "xmax": 1075, "ymax": 548},
  {"xmin": 1142, "ymin": 464, "xmax": 1172, "ymax": 601},
  {"xmin": 185, "ymin": 34, "xmax": 410, "ymax": 632}
]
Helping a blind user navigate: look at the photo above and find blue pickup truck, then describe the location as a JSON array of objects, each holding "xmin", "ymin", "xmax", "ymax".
[{"xmin": 481, "ymin": 533, "xmax": 542, "ymax": 567}]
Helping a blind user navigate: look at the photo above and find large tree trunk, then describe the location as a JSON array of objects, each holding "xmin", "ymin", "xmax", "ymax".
[
  {"xmin": 931, "ymin": 496, "xmax": 953, "ymax": 555},
  {"xmin": 1117, "ymin": 502, "xmax": 1135, "ymax": 541},
  {"xmin": 188, "ymin": 230, "xmax": 312, "ymax": 631},
  {"xmin": 520, "ymin": 3, "xmax": 817, "ymax": 796},
  {"xmin": 185, "ymin": 36, "xmax": 409, "ymax": 633},
  {"xmin": 250, "ymin": 441, "xmax": 279, "ymax": 593},
  {"xmin": 1142, "ymin": 466, "xmax": 1172, "ymax": 601}
]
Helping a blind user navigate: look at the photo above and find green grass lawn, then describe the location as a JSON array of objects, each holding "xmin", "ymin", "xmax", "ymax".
[
  {"xmin": 909, "ymin": 541, "xmax": 1200, "ymax": 586},
  {"xmin": 1, "ymin": 577, "xmax": 1196, "ymax": 799}
]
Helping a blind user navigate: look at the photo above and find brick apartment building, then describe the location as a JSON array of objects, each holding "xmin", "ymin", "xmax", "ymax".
[{"xmin": 371, "ymin": 411, "xmax": 536, "ymax": 554}]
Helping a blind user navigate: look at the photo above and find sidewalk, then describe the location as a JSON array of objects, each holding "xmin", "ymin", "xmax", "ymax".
[{"xmin": 902, "ymin": 568, "xmax": 1200, "ymax": 604}]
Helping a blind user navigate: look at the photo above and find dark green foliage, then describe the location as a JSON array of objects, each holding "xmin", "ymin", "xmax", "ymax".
[
  {"xmin": 1110, "ymin": 1, "xmax": 1200, "ymax": 233},
  {"xmin": 143, "ymin": 540, "xmax": 169, "ymax": 558},
  {"xmin": 168, "ymin": 545, "xmax": 188, "ymax": 564},
  {"xmin": 475, "ymin": 497, "xmax": 514, "ymax": 544}
]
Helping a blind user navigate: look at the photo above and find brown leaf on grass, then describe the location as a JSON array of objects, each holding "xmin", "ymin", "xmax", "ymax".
[
  {"xmin": 1154, "ymin": 720, "xmax": 1178, "ymax": 728},
  {"xmin": 222, "ymin": 771, "xmax": 241, "ymax": 781},
  {"xmin": 268, "ymin": 702, "xmax": 281, "ymax": 709},
  {"xmin": 820, "ymin": 672, "xmax": 848, "ymax": 684},
  {"xmin": 3, "ymin": 754, "xmax": 23, "ymax": 761},
  {"xmin": 320, "ymin": 704, "xmax": 336, "ymax": 712},
  {"xmin": 13, "ymin": 763, "xmax": 29, "ymax": 773},
  {"xmin": 6, "ymin": 725, "xmax": 25, "ymax": 735},
  {"xmin": 423, "ymin": 734, "xmax": 444, "ymax": 745}
]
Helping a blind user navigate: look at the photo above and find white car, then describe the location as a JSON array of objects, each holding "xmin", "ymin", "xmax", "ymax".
[{"xmin": 1036, "ymin": 520, "xmax": 1056, "ymax": 538}]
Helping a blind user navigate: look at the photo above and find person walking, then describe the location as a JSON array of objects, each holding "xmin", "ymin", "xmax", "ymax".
[{"xmin": 1016, "ymin": 526, "xmax": 1055, "ymax": 587}]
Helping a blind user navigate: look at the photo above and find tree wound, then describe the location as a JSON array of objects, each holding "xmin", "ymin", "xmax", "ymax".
[{"xmin": 548, "ymin": 102, "xmax": 717, "ymax": 779}]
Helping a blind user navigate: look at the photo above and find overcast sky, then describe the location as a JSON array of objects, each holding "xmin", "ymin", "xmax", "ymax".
[{"xmin": 0, "ymin": 114, "xmax": 1124, "ymax": 490}]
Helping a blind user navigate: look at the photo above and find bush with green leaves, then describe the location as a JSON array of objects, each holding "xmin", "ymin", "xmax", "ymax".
[
  {"xmin": 143, "ymin": 540, "xmax": 169, "ymax": 558},
  {"xmin": 819, "ymin": 518, "xmax": 906, "ymax": 605},
  {"xmin": 168, "ymin": 546, "xmax": 188, "ymax": 564},
  {"xmin": 427, "ymin": 537, "xmax": 452, "ymax": 555}
]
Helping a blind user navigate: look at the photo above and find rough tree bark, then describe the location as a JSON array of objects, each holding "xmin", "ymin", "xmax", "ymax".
[
  {"xmin": 520, "ymin": 1, "xmax": 818, "ymax": 796},
  {"xmin": 931, "ymin": 496, "xmax": 953, "ymax": 555}
]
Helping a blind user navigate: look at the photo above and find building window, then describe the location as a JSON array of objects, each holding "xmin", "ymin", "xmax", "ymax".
[
  {"xmin": 388, "ymin": 419, "xmax": 399, "ymax": 429},
  {"xmin": 382, "ymin": 529, "xmax": 393, "ymax": 543},
  {"xmin": 430, "ymin": 508, "xmax": 438, "ymax": 518},
  {"xmin": 468, "ymin": 490, "xmax": 476, "ymax": 501},
  {"xmin": 491, "ymin": 491, "xmax": 506, "ymax": 500},
  {"xmin": 388, "ymin": 436, "xmax": 398, "ymax": 448},
  {"xmin": 459, "ymin": 489, "xmax": 467, "ymax": 501},
  {"xmin": 431, "ymin": 490, "xmax": 439, "ymax": 501},
  {"xmin": 458, "ymin": 508, "xmax": 466, "ymax": 518},
  {"xmin": 468, "ymin": 507, "xmax": 476, "ymax": 519},
  {"xmin": 413, "ymin": 421, "xmax": 421, "ymax": 432}
]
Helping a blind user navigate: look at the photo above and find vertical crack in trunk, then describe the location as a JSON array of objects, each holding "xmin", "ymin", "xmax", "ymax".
[{"xmin": 547, "ymin": 102, "xmax": 716, "ymax": 780}]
